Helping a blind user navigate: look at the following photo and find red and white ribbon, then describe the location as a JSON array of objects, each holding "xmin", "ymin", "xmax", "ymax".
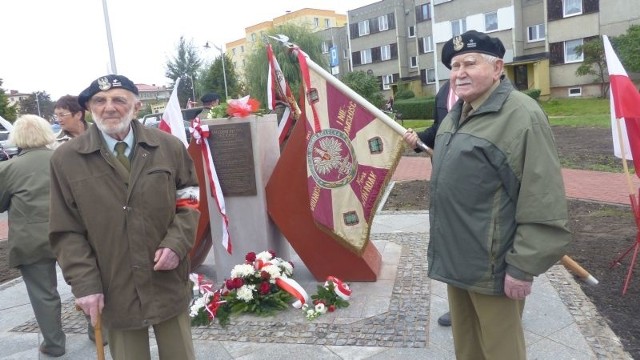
[
  {"xmin": 190, "ymin": 118, "xmax": 232, "ymax": 254},
  {"xmin": 275, "ymin": 277, "xmax": 309, "ymax": 309},
  {"xmin": 325, "ymin": 276, "xmax": 352, "ymax": 300}
]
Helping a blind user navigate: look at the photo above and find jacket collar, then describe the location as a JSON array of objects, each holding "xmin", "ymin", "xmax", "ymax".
[{"xmin": 77, "ymin": 119, "xmax": 160, "ymax": 154}]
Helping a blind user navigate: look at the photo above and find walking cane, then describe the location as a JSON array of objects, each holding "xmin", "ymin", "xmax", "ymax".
[
  {"xmin": 75, "ymin": 305, "xmax": 106, "ymax": 360},
  {"xmin": 561, "ymin": 255, "xmax": 599, "ymax": 285}
]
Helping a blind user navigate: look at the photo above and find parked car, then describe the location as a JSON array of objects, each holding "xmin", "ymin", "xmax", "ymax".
[
  {"xmin": 0, "ymin": 142, "xmax": 19, "ymax": 161},
  {"xmin": 140, "ymin": 109, "xmax": 200, "ymax": 144}
]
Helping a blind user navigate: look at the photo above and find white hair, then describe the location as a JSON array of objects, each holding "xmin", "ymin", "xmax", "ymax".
[{"xmin": 8, "ymin": 114, "xmax": 55, "ymax": 148}]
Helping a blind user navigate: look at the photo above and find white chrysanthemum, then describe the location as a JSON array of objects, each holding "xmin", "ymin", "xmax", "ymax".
[
  {"xmin": 315, "ymin": 303, "xmax": 327, "ymax": 314},
  {"xmin": 230, "ymin": 264, "xmax": 255, "ymax": 278},
  {"xmin": 236, "ymin": 285, "xmax": 256, "ymax": 302},
  {"xmin": 306, "ymin": 309, "xmax": 315, "ymax": 316},
  {"xmin": 262, "ymin": 264, "xmax": 282, "ymax": 282},
  {"xmin": 279, "ymin": 261, "xmax": 293, "ymax": 276},
  {"xmin": 189, "ymin": 295, "xmax": 208, "ymax": 317},
  {"xmin": 256, "ymin": 251, "xmax": 273, "ymax": 262}
]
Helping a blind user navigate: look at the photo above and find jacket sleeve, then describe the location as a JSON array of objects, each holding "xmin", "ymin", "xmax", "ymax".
[
  {"xmin": 49, "ymin": 156, "xmax": 103, "ymax": 298},
  {"xmin": 158, "ymin": 143, "xmax": 200, "ymax": 259},
  {"xmin": 506, "ymin": 106, "xmax": 572, "ymax": 280}
]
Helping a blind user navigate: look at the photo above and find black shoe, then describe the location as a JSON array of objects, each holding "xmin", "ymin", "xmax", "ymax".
[
  {"xmin": 437, "ymin": 311, "xmax": 451, "ymax": 327},
  {"xmin": 39, "ymin": 344, "xmax": 65, "ymax": 357}
]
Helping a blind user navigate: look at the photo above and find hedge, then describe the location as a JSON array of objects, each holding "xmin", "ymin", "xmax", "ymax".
[{"xmin": 393, "ymin": 97, "xmax": 435, "ymax": 120}]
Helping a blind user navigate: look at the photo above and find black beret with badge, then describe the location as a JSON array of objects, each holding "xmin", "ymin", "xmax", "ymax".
[
  {"xmin": 78, "ymin": 74, "xmax": 139, "ymax": 109},
  {"xmin": 441, "ymin": 30, "xmax": 506, "ymax": 69}
]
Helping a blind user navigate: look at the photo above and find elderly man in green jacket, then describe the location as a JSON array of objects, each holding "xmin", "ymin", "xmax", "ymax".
[
  {"xmin": 407, "ymin": 31, "xmax": 571, "ymax": 359},
  {"xmin": 49, "ymin": 74, "xmax": 200, "ymax": 359}
]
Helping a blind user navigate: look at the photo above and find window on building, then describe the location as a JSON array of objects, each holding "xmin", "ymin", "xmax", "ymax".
[
  {"xmin": 358, "ymin": 20, "xmax": 370, "ymax": 36},
  {"xmin": 343, "ymin": 48, "xmax": 349, "ymax": 59},
  {"xmin": 410, "ymin": 56, "xmax": 418, "ymax": 68},
  {"xmin": 427, "ymin": 68, "xmax": 436, "ymax": 84},
  {"xmin": 378, "ymin": 15, "xmax": 389, "ymax": 31},
  {"xmin": 528, "ymin": 24, "xmax": 545, "ymax": 42},
  {"xmin": 568, "ymin": 87, "xmax": 582, "ymax": 97},
  {"xmin": 314, "ymin": 18, "xmax": 319, "ymax": 28},
  {"xmin": 564, "ymin": 0, "xmax": 582, "ymax": 17},
  {"xmin": 241, "ymin": 45, "xmax": 244, "ymax": 53},
  {"xmin": 485, "ymin": 11, "xmax": 498, "ymax": 32},
  {"xmin": 565, "ymin": 39, "xmax": 584, "ymax": 63},
  {"xmin": 361, "ymin": 49, "xmax": 372, "ymax": 64},
  {"xmin": 251, "ymin": 33, "xmax": 256, "ymax": 42},
  {"xmin": 417, "ymin": 3, "xmax": 431, "ymax": 22},
  {"xmin": 380, "ymin": 45, "xmax": 391, "ymax": 61},
  {"xmin": 451, "ymin": 19, "xmax": 467, "ymax": 36},
  {"xmin": 322, "ymin": 41, "xmax": 330, "ymax": 54},
  {"xmin": 423, "ymin": 36, "xmax": 434, "ymax": 53},
  {"xmin": 382, "ymin": 74, "xmax": 393, "ymax": 90},
  {"xmin": 232, "ymin": 48, "xmax": 237, "ymax": 56},
  {"xmin": 325, "ymin": 18, "xmax": 330, "ymax": 28},
  {"xmin": 408, "ymin": 26, "xmax": 416, "ymax": 38}
]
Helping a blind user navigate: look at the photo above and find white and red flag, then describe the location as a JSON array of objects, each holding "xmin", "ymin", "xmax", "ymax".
[
  {"xmin": 159, "ymin": 77, "xmax": 189, "ymax": 147},
  {"xmin": 603, "ymin": 35, "xmax": 640, "ymax": 173},
  {"xmin": 266, "ymin": 43, "xmax": 300, "ymax": 145},
  {"xmin": 294, "ymin": 47, "xmax": 404, "ymax": 254}
]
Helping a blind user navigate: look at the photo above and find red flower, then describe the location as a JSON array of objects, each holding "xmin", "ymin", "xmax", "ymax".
[
  {"xmin": 226, "ymin": 96, "xmax": 261, "ymax": 118},
  {"xmin": 225, "ymin": 278, "xmax": 235, "ymax": 290},
  {"xmin": 232, "ymin": 277, "xmax": 244, "ymax": 289},
  {"xmin": 245, "ymin": 252, "xmax": 256, "ymax": 263},
  {"xmin": 268, "ymin": 249, "xmax": 277, "ymax": 258},
  {"xmin": 261, "ymin": 270, "xmax": 271, "ymax": 280},
  {"xmin": 328, "ymin": 305, "xmax": 336, "ymax": 312},
  {"xmin": 259, "ymin": 281, "xmax": 271, "ymax": 295}
]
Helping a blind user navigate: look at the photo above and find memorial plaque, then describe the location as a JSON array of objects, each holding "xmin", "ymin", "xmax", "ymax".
[{"xmin": 206, "ymin": 122, "xmax": 256, "ymax": 196}]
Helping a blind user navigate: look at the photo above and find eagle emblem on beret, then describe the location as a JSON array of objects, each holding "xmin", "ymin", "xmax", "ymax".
[
  {"xmin": 453, "ymin": 35, "xmax": 464, "ymax": 51},
  {"xmin": 98, "ymin": 77, "xmax": 112, "ymax": 91}
]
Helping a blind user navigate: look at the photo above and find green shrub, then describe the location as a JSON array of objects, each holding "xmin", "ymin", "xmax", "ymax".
[
  {"xmin": 394, "ymin": 97, "xmax": 434, "ymax": 120},
  {"xmin": 522, "ymin": 88, "xmax": 541, "ymax": 100},
  {"xmin": 395, "ymin": 89, "xmax": 416, "ymax": 100}
]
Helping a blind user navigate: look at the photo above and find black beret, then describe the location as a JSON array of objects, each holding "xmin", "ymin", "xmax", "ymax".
[
  {"xmin": 441, "ymin": 30, "xmax": 506, "ymax": 69},
  {"xmin": 200, "ymin": 92, "xmax": 220, "ymax": 104},
  {"xmin": 78, "ymin": 74, "xmax": 139, "ymax": 109}
]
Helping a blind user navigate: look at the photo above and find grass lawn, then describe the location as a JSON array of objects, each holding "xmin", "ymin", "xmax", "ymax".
[{"xmin": 400, "ymin": 97, "xmax": 611, "ymax": 129}]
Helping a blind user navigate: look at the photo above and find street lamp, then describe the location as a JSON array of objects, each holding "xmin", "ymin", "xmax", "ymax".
[
  {"xmin": 34, "ymin": 91, "xmax": 41, "ymax": 117},
  {"xmin": 204, "ymin": 42, "xmax": 229, "ymax": 99}
]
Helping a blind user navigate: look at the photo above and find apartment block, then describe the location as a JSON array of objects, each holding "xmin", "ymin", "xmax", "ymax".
[{"xmin": 222, "ymin": 1, "xmax": 640, "ymax": 99}]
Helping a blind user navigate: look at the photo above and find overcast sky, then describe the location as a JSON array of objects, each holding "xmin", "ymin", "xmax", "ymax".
[{"xmin": 1, "ymin": 0, "xmax": 375, "ymax": 99}]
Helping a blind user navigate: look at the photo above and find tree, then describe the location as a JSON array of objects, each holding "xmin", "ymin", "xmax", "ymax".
[
  {"xmin": 165, "ymin": 36, "xmax": 203, "ymax": 108},
  {"xmin": 243, "ymin": 23, "xmax": 327, "ymax": 107},
  {"xmin": 575, "ymin": 38, "xmax": 608, "ymax": 98},
  {"xmin": 0, "ymin": 79, "xmax": 17, "ymax": 123},
  {"xmin": 18, "ymin": 92, "xmax": 54, "ymax": 120},
  {"xmin": 341, "ymin": 71, "xmax": 385, "ymax": 108},
  {"xmin": 198, "ymin": 53, "xmax": 241, "ymax": 102},
  {"xmin": 612, "ymin": 25, "xmax": 640, "ymax": 73}
]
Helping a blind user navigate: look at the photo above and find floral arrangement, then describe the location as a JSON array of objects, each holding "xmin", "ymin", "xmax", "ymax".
[
  {"xmin": 208, "ymin": 95, "xmax": 264, "ymax": 119},
  {"xmin": 189, "ymin": 250, "xmax": 298, "ymax": 327},
  {"xmin": 302, "ymin": 276, "xmax": 352, "ymax": 320}
]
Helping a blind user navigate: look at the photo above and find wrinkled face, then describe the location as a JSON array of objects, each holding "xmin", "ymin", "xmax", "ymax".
[
  {"xmin": 450, "ymin": 53, "xmax": 503, "ymax": 103},
  {"xmin": 88, "ymin": 89, "xmax": 141, "ymax": 137},
  {"xmin": 53, "ymin": 107, "xmax": 83, "ymax": 132}
]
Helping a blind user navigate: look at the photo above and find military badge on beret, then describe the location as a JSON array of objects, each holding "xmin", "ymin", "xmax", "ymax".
[{"xmin": 453, "ymin": 36, "xmax": 464, "ymax": 51}]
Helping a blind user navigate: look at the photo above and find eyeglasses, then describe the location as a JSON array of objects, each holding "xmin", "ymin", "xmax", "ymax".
[{"xmin": 53, "ymin": 112, "xmax": 71, "ymax": 121}]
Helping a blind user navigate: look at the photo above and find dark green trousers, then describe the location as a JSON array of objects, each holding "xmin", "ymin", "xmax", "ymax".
[{"xmin": 19, "ymin": 259, "xmax": 66, "ymax": 353}]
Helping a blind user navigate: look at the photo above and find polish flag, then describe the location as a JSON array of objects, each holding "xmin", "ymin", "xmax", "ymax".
[
  {"xmin": 266, "ymin": 43, "xmax": 300, "ymax": 145},
  {"xmin": 603, "ymin": 35, "xmax": 640, "ymax": 174},
  {"xmin": 159, "ymin": 78, "xmax": 188, "ymax": 147}
]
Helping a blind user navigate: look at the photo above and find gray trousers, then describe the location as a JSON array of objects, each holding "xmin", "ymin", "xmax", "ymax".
[{"xmin": 19, "ymin": 259, "xmax": 66, "ymax": 353}]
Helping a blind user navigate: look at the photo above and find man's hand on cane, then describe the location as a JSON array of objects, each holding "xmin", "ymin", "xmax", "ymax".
[{"xmin": 76, "ymin": 293, "xmax": 104, "ymax": 326}]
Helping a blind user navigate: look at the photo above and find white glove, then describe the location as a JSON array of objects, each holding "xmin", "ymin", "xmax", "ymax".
[{"xmin": 504, "ymin": 274, "xmax": 532, "ymax": 300}]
